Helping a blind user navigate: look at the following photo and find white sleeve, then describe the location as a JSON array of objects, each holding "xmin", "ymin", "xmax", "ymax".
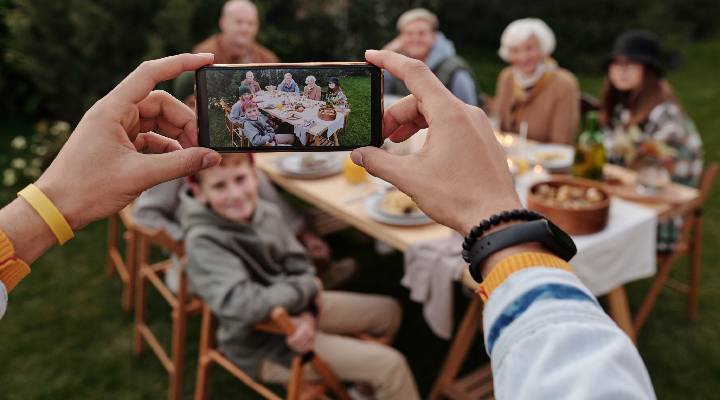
[
  {"xmin": 0, "ymin": 281, "xmax": 7, "ymax": 320},
  {"xmin": 484, "ymin": 267, "xmax": 656, "ymax": 400}
]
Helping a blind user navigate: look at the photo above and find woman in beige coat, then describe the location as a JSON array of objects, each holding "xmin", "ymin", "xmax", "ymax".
[{"xmin": 492, "ymin": 18, "xmax": 580, "ymax": 145}]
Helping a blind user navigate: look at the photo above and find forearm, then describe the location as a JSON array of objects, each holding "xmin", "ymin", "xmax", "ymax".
[
  {"xmin": 484, "ymin": 267, "xmax": 655, "ymax": 399},
  {"xmin": 0, "ymin": 197, "xmax": 58, "ymax": 264}
]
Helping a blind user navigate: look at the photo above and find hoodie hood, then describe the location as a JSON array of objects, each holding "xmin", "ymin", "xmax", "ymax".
[{"xmin": 425, "ymin": 32, "xmax": 457, "ymax": 70}]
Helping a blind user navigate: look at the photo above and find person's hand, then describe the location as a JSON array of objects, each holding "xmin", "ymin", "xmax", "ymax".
[
  {"xmin": 35, "ymin": 53, "xmax": 221, "ymax": 231},
  {"xmin": 299, "ymin": 231, "xmax": 331, "ymax": 261},
  {"xmin": 352, "ymin": 50, "xmax": 521, "ymax": 236},
  {"xmin": 286, "ymin": 313, "xmax": 316, "ymax": 354}
]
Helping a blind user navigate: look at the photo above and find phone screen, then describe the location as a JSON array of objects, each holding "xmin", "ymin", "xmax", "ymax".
[{"xmin": 196, "ymin": 63, "xmax": 383, "ymax": 152}]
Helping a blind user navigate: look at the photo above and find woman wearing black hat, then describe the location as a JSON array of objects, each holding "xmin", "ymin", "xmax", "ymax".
[
  {"xmin": 600, "ymin": 30, "xmax": 703, "ymax": 251},
  {"xmin": 326, "ymin": 77, "xmax": 348, "ymax": 106}
]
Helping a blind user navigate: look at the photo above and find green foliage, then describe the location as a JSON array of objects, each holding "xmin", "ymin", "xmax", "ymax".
[{"xmin": 2, "ymin": 0, "xmax": 719, "ymax": 121}]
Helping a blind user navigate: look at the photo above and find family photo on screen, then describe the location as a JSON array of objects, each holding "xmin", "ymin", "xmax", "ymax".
[{"xmin": 205, "ymin": 68, "xmax": 372, "ymax": 148}]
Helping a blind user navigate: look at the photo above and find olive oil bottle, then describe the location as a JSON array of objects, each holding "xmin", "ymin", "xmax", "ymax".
[{"xmin": 572, "ymin": 111, "xmax": 605, "ymax": 180}]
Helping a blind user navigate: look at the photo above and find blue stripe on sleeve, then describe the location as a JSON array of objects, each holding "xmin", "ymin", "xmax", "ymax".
[{"xmin": 487, "ymin": 283, "xmax": 598, "ymax": 353}]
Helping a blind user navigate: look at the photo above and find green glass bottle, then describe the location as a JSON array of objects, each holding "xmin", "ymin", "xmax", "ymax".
[{"xmin": 572, "ymin": 111, "xmax": 605, "ymax": 180}]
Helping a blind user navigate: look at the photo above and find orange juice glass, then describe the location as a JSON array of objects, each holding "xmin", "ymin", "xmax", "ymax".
[{"xmin": 343, "ymin": 156, "xmax": 368, "ymax": 184}]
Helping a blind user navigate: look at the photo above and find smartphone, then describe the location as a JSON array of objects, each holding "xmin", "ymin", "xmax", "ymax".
[{"xmin": 196, "ymin": 62, "xmax": 383, "ymax": 152}]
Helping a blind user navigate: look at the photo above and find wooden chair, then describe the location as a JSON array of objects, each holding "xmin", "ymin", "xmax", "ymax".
[
  {"xmin": 194, "ymin": 303, "xmax": 351, "ymax": 400},
  {"xmin": 219, "ymin": 99, "xmax": 248, "ymax": 147},
  {"xmin": 134, "ymin": 224, "xmax": 203, "ymax": 400},
  {"xmin": 633, "ymin": 163, "xmax": 719, "ymax": 333},
  {"xmin": 106, "ymin": 205, "xmax": 137, "ymax": 312},
  {"xmin": 428, "ymin": 297, "xmax": 494, "ymax": 400}
]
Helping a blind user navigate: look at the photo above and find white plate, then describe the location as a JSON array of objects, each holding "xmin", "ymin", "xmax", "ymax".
[
  {"xmin": 528, "ymin": 144, "xmax": 575, "ymax": 170},
  {"xmin": 276, "ymin": 153, "xmax": 343, "ymax": 179},
  {"xmin": 364, "ymin": 193, "xmax": 433, "ymax": 226}
]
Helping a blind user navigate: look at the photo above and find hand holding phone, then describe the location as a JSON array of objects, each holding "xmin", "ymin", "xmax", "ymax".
[{"xmin": 196, "ymin": 62, "xmax": 383, "ymax": 152}]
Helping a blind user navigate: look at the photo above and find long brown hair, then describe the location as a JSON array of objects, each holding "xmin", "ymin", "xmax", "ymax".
[{"xmin": 599, "ymin": 65, "xmax": 678, "ymax": 127}]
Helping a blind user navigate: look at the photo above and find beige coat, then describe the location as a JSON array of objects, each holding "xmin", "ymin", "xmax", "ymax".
[
  {"xmin": 303, "ymin": 84, "xmax": 321, "ymax": 101},
  {"xmin": 493, "ymin": 66, "xmax": 580, "ymax": 145}
]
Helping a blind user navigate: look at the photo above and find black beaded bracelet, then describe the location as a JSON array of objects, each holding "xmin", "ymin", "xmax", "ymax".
[{"xmin": 461, "ymin": 209, "xmax": 545, "ymax": 263}]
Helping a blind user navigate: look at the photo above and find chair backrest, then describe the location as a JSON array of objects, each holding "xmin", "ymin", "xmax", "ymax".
[
  {"xmin": 698, "ymin": 163, "xmax": 719, "ymax": 204},
  {"xmin": 675, "ymin": 163, "xmax": 718, "ymax": 247}
]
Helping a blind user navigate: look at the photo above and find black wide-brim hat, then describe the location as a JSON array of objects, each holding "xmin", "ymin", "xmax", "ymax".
[{"xmin": 604, "ymin": 30, "xmax": 665, "ymax": 75}]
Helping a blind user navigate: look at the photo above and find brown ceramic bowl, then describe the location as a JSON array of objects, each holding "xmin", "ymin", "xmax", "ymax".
[{"xmin": 527, "ymin": 178, "xmax": 610, "ymax": 235}]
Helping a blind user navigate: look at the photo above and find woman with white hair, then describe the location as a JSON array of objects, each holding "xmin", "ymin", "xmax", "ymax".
[
  {"xmin": 302, "ymin": 75, "xmax": 321, "ymax": 100},
  {"xmin": 493, "ymin": 18, "xmax": 580, "ymax": 144}
]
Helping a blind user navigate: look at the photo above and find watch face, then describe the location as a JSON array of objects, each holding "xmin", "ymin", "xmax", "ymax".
[{"xmin": 546, "ymin": 219, "xmax": 578, "ymax": 257}]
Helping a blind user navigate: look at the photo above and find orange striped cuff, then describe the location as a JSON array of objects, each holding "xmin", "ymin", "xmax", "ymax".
[
  {"xmin": 477, "ymin": 252, "xmax": 574, "ymax": 302},
  {"xmin": 0, "ymin": 229, "xmax": 31, "ymax": 292}
]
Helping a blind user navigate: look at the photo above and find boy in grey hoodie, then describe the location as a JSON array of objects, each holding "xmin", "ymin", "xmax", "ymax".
[{"xmin": 181, "ymin": 154, "xmax": 420, "ymax": 400}]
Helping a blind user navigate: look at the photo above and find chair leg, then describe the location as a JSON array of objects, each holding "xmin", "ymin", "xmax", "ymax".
[
  {"xmin": 122, "ymin": 230, "xmax": 136, "ymax": 312},
  {"xmin": 194, "ymin": 306, "xmax": 214, "ymax": 400},
  {"xmin": 688, "ymin": 219, "xmax": 704, "ymax": 321},
  {"xmin": 287, "ymin": 356, "xmax": 304, "ymax": 400},
  {"xmin": 134, "ymin": 236, "xmax": 149, "ymax": 355},
  {"xmin": 634, "ymin": 254, "xmax": 679, "ymax": 333},
  {"xmin": 107, "ymin": 215, "xmax": 118, "ymax": 277},
  {"xmin": 429, "ymin": 297, "xmax": 483, "ymax": 400},
  {"xmin": 169, "ymin": 274, "xmax": 190, "ymax": 400}
]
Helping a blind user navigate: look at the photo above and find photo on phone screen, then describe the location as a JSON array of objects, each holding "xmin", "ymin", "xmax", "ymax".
[{"xmin": 196, "ymin": 63, "xmax": 383, "ymax": 152}]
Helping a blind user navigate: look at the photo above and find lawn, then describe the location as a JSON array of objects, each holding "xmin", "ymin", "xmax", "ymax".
[{"xmin": 0, "ymin": 37, "xmax": 719, "ymax": 399}]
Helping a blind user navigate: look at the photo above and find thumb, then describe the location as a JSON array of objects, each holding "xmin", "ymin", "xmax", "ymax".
[
  {"xmin": 351, "ymin": 147, "xmax": 408, "ymax": 187},
  {"xmin": 139, "ymin": 147, "xmax": 221, "ymax": 189}
]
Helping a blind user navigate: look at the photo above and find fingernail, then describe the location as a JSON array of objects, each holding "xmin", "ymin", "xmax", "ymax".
[
  {"xmin": 365, "ymin": 49, "xmax": 379, "ymax": 55},
  {"xmin": 201, "ymin": 152, "xmax": 221, "ymax": 168},
  {"xmin": 197, "ymin": 52, "xmax": 214, "ymax": 57},
  {"xmin": 350, "ymin": 150, "xmax": 363, "ymax": 167}
]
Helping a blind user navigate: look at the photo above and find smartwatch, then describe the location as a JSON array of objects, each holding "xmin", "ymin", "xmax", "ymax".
[{"xmin": 466, "ymin": 219, "xmax": 577, "ymax": 282}]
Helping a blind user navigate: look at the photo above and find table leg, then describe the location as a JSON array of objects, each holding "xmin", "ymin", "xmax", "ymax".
[{"xmin": 606, "ymin": 286, "xmax": 637, "ymax": 344}]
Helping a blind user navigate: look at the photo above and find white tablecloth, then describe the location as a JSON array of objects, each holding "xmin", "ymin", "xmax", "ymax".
[{"xmin": 572, "ymin": 198, "xmax": 657, "ymax": 296}]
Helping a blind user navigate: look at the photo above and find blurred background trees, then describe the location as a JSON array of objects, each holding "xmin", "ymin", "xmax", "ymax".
[{"xmin": 1, "ymin": 0, "xmax": 719, "ymax": 122}]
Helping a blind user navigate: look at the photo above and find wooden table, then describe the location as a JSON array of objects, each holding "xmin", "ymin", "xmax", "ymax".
[
  {"xmin": 254, "ymin": 152, "xmax": 701, "ymax": 399},
  {"xmin": 254, "ymin": 91, "xmax": 349, "ymax": 145},
  {"xmin": 255, "ymin": 153, "xmax": 452, "ymax": 251}
]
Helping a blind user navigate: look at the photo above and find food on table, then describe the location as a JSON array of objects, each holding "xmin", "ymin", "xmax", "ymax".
[
  {"xmin": 535, "ymin": 151, "xmax": 566, "ymax": 163},
  {"xmin": 637, "ymin": 163, "xmax": 671, "ymax": 191},
  {"xmin": 299, "ymin": 154, "xmax": 329, "ymax": 170},
  {"xmin": 294, "ymin": 103, "xmax": 306, "ymax": 112},
  {"xmin": 533, "ymin": 183, "xmax": 606, "ymax": 209},
  {"xmin": 317, "ymin": 104, "xmax": 337, "ymax": 121},
  {"xmin": 381, "ymin": 190, "xmax": 422, "ymax": 217}
]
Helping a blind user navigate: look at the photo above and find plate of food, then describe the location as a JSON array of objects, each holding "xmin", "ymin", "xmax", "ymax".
[
  {"xmin": 527, "ymin": 178, "xmax": 610, "ymax": 235},
  {"xmin": 276, "ymin": 153, "xmax": 343, "ymax": 179},
  {"xmin": 364, "ymin": 190, "xmax": 433, "ymax": 226},
  {"xmin": 528, "ymin": 144, "xmax": 575, "ymax": 170}
]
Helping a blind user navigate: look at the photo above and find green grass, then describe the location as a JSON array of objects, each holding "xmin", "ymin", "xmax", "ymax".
[{"xmin": 0, "ymin": 37, "xmax": 719, "ymax": 399}]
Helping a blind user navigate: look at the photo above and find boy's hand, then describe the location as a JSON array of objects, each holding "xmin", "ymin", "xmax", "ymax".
[
  {"xmin": 299, "ymin": 231, "xmax": 331, "ymax": 261},
  {"xmin": 287, "ymin": 313, "xmax": 316, "ymax": 354}
]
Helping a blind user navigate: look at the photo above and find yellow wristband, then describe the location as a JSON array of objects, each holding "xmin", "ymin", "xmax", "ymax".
[
  {"xmin": 477, "ymin": 252, "xmax": 573, "ymax": 302},
  {"xmin": 17, "ymin": 184, "xmax": 74, "ymax": 245}
]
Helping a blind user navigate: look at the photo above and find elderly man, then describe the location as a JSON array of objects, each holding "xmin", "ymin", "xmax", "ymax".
[
  {"xmin": 277, "ymin": 73, "xmax": 300, "ymax": 94},
  {"xmin": 383, "ymin": 8, "xmax": 479, "ymax": 106},
  {"xmin": 194, "ymin": 0, "xmax": 278, "ymax": 63}
]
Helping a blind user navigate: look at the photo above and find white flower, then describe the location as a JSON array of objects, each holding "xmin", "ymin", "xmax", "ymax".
[
  {"xmin": 3, "ymin": 169, "xmax": 17, "ymax": 187},
  {"xmin": 11, "ymin": 136, "xmax": 27, "ymax": 150},
  {"xmin": 50, "ymin": 121, "xmax": 71, "ymax": 136},
  {"xmin": 34, "ymin": 146, "xmax": 48, "ymax": 156},
  {"xmin": 11, "ymin": 158, "xmax": 27, "ymax": 170},
  {"xmin": 31, "ymin": 158, "xmax": 43, "ymax": 168}
]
